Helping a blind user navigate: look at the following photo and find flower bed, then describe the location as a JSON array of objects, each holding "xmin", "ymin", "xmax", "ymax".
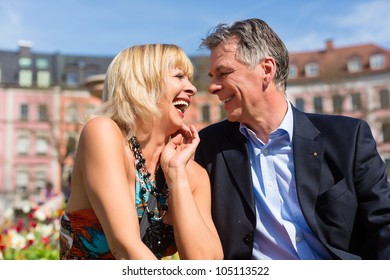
[{"xmin": 0, "ymin": 196, "xmax": 64, "ymax": 260}]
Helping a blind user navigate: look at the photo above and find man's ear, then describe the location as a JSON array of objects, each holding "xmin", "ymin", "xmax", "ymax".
[{"xmin": 261, "ymin": 57, "xmax": 276, "ymax": 88}]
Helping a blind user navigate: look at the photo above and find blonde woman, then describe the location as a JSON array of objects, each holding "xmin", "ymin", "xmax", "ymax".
[{"xmin": 59, "ymin": 44, "xmax": 223, "ymax": 260}]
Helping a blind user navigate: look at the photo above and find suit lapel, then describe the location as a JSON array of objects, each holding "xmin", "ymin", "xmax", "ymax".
[
  {"xmin": 221, "ymin": 128, "xmax": 256, "ymax": 218},
  {"xmin": 292, "ymin": 107, "xmax": 324, "ymax": 237}
]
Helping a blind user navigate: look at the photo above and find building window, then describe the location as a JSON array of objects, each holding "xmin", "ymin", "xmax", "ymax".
[
  {"xmin": 201, "ymin": 104, "xmax": 210, "ymax": 122},
  {"xmin": 20, "ymin": 104, "xmax": 29, "ymax": 121},
  {"xmin": 36, "ymin": 137, "xmax": 49, "ymax": 155},
  {"xmin": 333, "ymin": 95, "xmax": 344, "ymax": 114},
  {"xmin": 37, "ymin": 70, "xmax": 50, "ymax": 88},
  {"xmin": 295, "ymin": 98, "xmax": 305, "ymax": 111},
  {"xmin": 38, "ymin": 104, "xmax": 48, "ymax": 121},
  {"xmin": 66, "ymin": 71, "xmax": 79, "ymax": 87},
  {"xmin": 314, "ymin": 96, "xmax": 323, "ymax": 113},
  {"xmin": 18, "ymin": 57, "xmax": 32, "ymax": 68},
  {"xmin": 16, "ymin": 171, "xmax": 29, "ymax": 191},
  {"xmin": 36, "ymin": 58, "xmax": 49, "ymax": 69},
  {"xmin": 17, "ymin": 136, "xmax": 30, "ymax": 155},
  {"xmin": 370, "ymin": 54, "xmax": 385, "ymax": 70},
  {"xmin": 66, "ymin": 135, "xmax": 77, "ymax": 156},
  {"xmin": 19, "ymin": 69, "xmax": 33, "ymax": 87},
  {"xmin": 382, "ymin": 123, "xmax": 390, "ymax": 142},
  {"xmin": 380, "ymin": 89, "xmax": 390, "ymax": 109},
  {"xmin": 65, "ymin": 104, "xmax": 79, "ymax": 123},
  {"xmin": 288, "ymin": 64, "xmax": 298, "ymax": 79},
  {"xmin": 85, "ymin": 104, "xmax": 97, "ymax": 116},
  {"xmin": 305, "ymin": 62, "xmax": 319, "ymax": 77},
  {"xmin": 351, "ymin": 93, "xmax": 362, "ymax": 111},
  {"xmin": 219, "ymin": 104, "xmax": 226, "ymax": 120},
  {"xmin": 347, "ymin": 57, "xmax": 362, "ymax": 73},
  {"xmin": 34, "ymin": 170, "xmax": 46, "ymax": 190}
]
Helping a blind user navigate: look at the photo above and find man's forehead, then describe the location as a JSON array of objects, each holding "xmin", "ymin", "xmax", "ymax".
[
  {"xmin": 211, "ymin": 42, "xmax": 237, "ymax": 60},
  {"xmin": 220, "ymin": 37, "xmax": 239, "ymax": 52}
]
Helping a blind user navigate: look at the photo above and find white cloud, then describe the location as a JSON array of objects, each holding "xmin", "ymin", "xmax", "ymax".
[{"xmin": 332, "ymin": 0, "xmax": 390, "ymax": 47}]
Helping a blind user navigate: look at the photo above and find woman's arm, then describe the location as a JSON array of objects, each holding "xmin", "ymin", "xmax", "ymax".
[
  {"xmin": 78, "ymin": 117, "xmax": 157, "ymax": 259},
  {"xmin": 161, "ymin": 125, "xmax": 223, "ymax": 259}
]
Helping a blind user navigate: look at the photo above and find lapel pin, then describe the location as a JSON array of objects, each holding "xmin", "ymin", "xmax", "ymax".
[{"xmin": 311, "ymin": 152, "xmax": 318, "ymax": 157}]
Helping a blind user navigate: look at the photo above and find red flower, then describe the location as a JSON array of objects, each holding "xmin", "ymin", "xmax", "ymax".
[
  {"xmin": 16, "ymin": 224, "xmax": 23, "ymax": 233},
  {"xmin": 42, "ymin": 237, "xmax": 50, "ymax": 245}
]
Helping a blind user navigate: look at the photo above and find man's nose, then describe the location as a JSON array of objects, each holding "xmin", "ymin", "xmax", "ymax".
[{"xmin": 208, "ymin": 79, "xmax": 222, "ymax": 95}]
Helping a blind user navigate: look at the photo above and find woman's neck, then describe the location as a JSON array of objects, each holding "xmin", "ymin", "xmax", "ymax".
[{"xmin": 137, "ymin": 133, "xmax": 167, "ymax": 176}]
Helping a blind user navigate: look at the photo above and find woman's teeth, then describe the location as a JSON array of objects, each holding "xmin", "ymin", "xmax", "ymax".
[{"xmin": 173, "ymin": 100, "xmax": 189, "ymax": 113}]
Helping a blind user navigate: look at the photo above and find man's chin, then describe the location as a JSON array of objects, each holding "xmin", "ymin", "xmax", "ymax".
[{"xmin": 226, "ymin": 113, "xmax": 239, "ymax": 123}]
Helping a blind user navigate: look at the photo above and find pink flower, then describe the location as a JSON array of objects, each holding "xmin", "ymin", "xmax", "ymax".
[{"xmin": 42, "ymin": 237, "xmax": 50, "ymax": 245}]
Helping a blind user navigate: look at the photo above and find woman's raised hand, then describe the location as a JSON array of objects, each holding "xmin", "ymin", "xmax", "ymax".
[{"xmin": 160, "ymin": 124, "xmax": 200, "ymax": 171}]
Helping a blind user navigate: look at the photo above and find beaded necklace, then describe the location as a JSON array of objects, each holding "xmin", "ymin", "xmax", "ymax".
[{"xmin": 129, "ymin": 136, "xmax": 169, "ymax": 221}]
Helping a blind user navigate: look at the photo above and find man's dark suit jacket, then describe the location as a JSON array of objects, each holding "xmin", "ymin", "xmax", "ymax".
[{"xmin": 195, "ymin": 105, "xmax": 390, "ymax": 260}]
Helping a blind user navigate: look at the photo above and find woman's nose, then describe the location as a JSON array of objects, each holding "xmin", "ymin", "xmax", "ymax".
[{"xmin": 185, "ymin": 80, "xmax": 197, "ymax": 96}]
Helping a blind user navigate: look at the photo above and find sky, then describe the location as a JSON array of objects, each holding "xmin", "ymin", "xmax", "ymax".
[{"xmin": 0, "ymin": 0, "xmax": 390, "ymax": 57}]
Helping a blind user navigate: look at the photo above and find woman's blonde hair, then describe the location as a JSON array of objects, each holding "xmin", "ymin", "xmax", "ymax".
[{"xmin": 98, "ymin": 44, "xmax": 194, "ymax": 138}]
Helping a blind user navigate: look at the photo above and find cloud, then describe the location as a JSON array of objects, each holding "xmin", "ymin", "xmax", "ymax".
[{"xmin": 331, "ymin": 0, "xmax": 390, "ymax": 47}]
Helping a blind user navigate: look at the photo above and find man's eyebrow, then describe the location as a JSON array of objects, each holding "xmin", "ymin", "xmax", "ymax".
[{"xmin": 207, "ymin": 65, "xmax": 221, "ymax": 78}]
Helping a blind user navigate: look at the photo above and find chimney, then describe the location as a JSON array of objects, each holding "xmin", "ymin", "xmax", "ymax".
[
  {"xmin": 18, "ymin": 40, "xmax": 33, "ymax": 56},
  {"xmin": 325, "ymin": 39, "xmax": 334, "ymax": 51}
]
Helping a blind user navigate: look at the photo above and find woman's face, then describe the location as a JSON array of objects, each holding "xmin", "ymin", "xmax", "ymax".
[{"xmin": 158, "ymin": 68, "xmax": 196, "ymax": 136}]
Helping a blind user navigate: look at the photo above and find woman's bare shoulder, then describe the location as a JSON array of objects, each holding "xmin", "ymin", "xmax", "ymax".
[
  {"xmin": 81, "ymin": 116, "xmax": 122, "ymax": 139},
  {"xmin": 83, "ymin": 116, "xmax": 119, "ymax": 132}
]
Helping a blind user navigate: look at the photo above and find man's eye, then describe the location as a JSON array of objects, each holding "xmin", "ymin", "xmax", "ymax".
[
  {"xmin": 220, "ymin": 71, "xmax": 232, "ymax": 78},
  {"xmin": 175, "ymin": 74, "xmax": 185, "ymax": 79}
]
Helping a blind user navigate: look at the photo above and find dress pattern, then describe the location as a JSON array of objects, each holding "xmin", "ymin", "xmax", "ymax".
[{"xmin": 59, "ymin": 172, "xmax": 176, "ymax": 260}]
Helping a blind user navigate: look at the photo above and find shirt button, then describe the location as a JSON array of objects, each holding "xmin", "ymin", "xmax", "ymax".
[
  {"xmin": 263, "ymin": 149, "xmax": 269, "ymax": 155},
  {"xmin": 243, "ymin": 233, "xmax": 253, "ymax": 245},
  {"xmin": 296, "ymin": 236, "xmax": 301, "ymax": 243}
]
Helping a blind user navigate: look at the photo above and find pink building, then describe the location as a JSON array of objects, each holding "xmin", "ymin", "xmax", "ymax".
[
  {"xmin": 0, "ymin": 89, "xmax": 6, "ymax": 195},
  {"xmin": 59, "ymin": 90, "xmax": 102, "ymax": 197},
  {"xmin": 1, "ymin": 88, "xmax": 60, "ymax": 194}
]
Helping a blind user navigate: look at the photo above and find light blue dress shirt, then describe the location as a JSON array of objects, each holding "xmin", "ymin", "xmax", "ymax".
[{"xmin": 239, "ymin": 101, "xmax": 331, "ymax": 260}]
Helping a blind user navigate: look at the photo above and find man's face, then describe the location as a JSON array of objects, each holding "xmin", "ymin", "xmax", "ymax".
[{"xmin": 208, "ymin": 37, "xmax": 264, "ymax": 124}]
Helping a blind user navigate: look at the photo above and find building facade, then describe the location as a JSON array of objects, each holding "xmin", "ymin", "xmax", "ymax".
[{"xmin": 0, "ymin": 42, "xmax": 111, "ymax": 214}]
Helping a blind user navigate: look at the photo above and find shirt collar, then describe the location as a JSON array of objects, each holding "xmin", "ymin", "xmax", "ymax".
[{"xmin": 239, "ymin": 100, "xmax": 294, "ymax": 143}]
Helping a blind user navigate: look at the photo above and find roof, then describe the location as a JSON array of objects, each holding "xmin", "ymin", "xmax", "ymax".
[{"xmin": 288, "ymin": 40, "xmax": 390, "ymax": 84}]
